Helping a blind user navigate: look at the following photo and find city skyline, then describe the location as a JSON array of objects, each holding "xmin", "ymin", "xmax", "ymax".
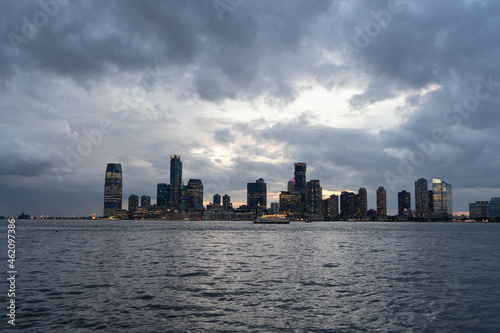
[{"xmin": 2, "ymin": 1, "xmax": 500, "ymax": 217}]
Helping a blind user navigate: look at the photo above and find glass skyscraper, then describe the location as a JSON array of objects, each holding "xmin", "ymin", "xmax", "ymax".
[
  {"xmin": 103, "ymin": 163, "xmax": 122, "ymax": 217},
  {"xmin": 247, "ymin": 178, "xmax": 267, "ymax": 209},
  {"xmin": 170, "ymin": 155, "xmax": 182, "ymax": 209},
  {"xmin": 157, "ymin": 183, "xmax": 170, "ymax": 207},
  {"xmin": 294, "ymin": 163, "xmax": 307, "ymax": 214},
  {"xmin": 186, "ymin": 179, "xmax": 204, "ymax": 212},
  {"xmin": 432, "ymin": 178, "xmax": 453, "ymax": 217}
]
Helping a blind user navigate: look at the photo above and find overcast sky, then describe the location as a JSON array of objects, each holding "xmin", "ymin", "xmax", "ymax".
[{"xmin": 2, "ymin": 0, "xmax": 500, "ymax": 217}]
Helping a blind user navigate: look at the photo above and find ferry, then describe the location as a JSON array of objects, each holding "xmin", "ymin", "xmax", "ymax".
[{"xmin": 254, "ymin": 214, "xmax": 290, "ymax": 224}]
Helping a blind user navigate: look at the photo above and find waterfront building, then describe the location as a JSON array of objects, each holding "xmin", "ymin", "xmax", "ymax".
[
  {"xmin": 141, "ymin": 195, "xmax": 151, "ymax": 207},
  {"xmin": 428, "ymin": 190, "xmax": 434, "ymax": 213},
  {"xmin": 222, "ymin": 194, "xmax": 232, "ymax": 211},
  {"xmin": 169, "ymin": 155, "xmax": 182, "ymax": 209},
  {"xmin": 490, "ymin": 198, "xmax": 500, "ymax": 219},
  {"xmin": 279, "ymin": 191, "xmax": 299, "ymax": 216},
  {"xmin": 270, "ymin": 202, "xmax": 279, "ymax": 214},
  {"xmin": 355, "ymin": 188, "xmax": 368, "ymax": 218},
  {"xmin": 415, "ymin": 178, "xmax": 428, "ymax": 217},
  {"xmin": 157, "ymin": 183, "xmax": 170, "ymax": 207},
  {"xmin": 294, "ymin": 163, "xmax": 307, "ymax": 214},
  {"xmin": 186, "ymin": 179, "xmax": 204, "ymax": 212},
  {"xmin": 104, "ymin": 163, "xmax": 123, "ymax": 217},
  {"xmin": 398, "ymin": 190, "xmax": 411, "ymax": 216},
  {"xmin": 306, "ymin": 180, "xmax": 322, "ymax": 215},
  {"xmin": 376, "ymin": 187, "xmax": 387, "ymax": 217},
  {"xmin": 128, "ymin": 194, "xmax": 139, "ymax": 219},
  {"xmin": 288, "ymin": 178, "xmax": 295, "ymax": 192},
  {"xmin": 247, "ymin": 178, "xmax": 267, "ymax": 209},
  {"xmin": 213, "ymin": 193, "xmax": 221, "ymax": 206},
  {"xmin": 469, "ymin": 201, "xmax": 490, "ymax": 218},
  {"xmin": 340, "ymin": 191, "xmax": 355, "ymax": 219},
  {"xmin": 432, "ymin": 178, "xmax": 453, "ymax": 217}
]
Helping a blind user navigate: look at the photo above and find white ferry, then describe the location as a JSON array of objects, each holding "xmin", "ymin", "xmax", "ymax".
[{"xmin": 254, "ymin": 214, "xmax": 290, "ymax": 224}]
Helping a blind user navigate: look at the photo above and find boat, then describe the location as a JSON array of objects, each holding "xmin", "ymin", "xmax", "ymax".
[{"xmin": 254, "ymin": 214, "xmax": 290, "ymax": 224}]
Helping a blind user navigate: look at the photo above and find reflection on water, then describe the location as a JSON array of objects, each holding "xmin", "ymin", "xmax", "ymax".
[{"xmin": 3, "ymin": 220, "xmax": 500, "ymax": 332}]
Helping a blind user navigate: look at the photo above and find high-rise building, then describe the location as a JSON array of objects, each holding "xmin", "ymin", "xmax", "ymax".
[
  {"xmin": 355, "ymin": 188, "xmax": 367, "ymax": 218},
  {"xmin": 340, "ymin": 191, "xmax": 355, "ymax": 219},
  {"xmin": 222, "ymin": 194, "xmax": 232, "ymax": 211},
  {"xmin": 169, "ymin": 155, "xmax": 182, "ymax": 209},
  {"xmin": 104, "ymin": 163, "xmax": 123, "ymax": 217},
  {"xmin": 288, "ymin": 178, "xmax": 295, "ymax": 192},
  {"xmin": 186, "ymin": 179, "xmax": 203, "ymax": 212},
  {"xmin": 128, "ymin": 194, "xmax": 139, "ymax": 219},
  {"xmin": 157, "ymin": 183, "xmax": 170, "ymax": 207},
  {"xmin": 432, "ymin": 178, "xmax": 453, "ymax": 217},
  {"xmin": 294, "ymin": 163, "xmax": 307, "ymax": 214},
  {"xmin": 490, "ymin": 197, "xmax": 500, "ymax": 219},
  {"xmin": 270, "ymin": 202, "xmax": 279, "ymax": 213},
  {"xmin": 415, "ymin": 178, "xmax": 428, "ymax": 217},
  {"xmin": 398, "ymin": 190, "xmax": 411, "ymax": 216},
  {"xmin": 469, "ymin": 201, "xmax": 490, "ymax": 218},
  {"xmin": 428, "ymin": 190, "xmax": 434, "ymax": 213},
  {"xmin": 141, "ymin": 195, "xmax": 151, "ymax": 207},
  {"xmin": 247, "ymin": 178, "xmax": 267, "ymax": 209},
  {"xmin": 306, "ymin": 180, "xmax": 322, "ymax": 215},
  {"xmin": 279, "ymin": 191, "xmax": 299, "ymax": 216},
  {"xmin": 322, "ymin": 194, "xmax": 339, "ymax": 219},
  {"xmin": 213, "ymin": 193, "xmax": 221, "ymax": 206},
  {"xmin": 376, "ymin": 186, "xmax": 387, "ymax": 217}
]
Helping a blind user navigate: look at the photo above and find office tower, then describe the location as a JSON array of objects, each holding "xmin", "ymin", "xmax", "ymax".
[
  {"xmin": 432, "ymin": 179, "xmax": 453, "ymax": 217},
  {"xmin": 340, "ymin": 191, "xmax": 355, "ymax": 218},
  {"xmin": 186, "ymin": 179, "xmax": 203, "ymax": 212},
  {"xmin": 279, "ymin": 191, "xmax": 299, "ymax": 216},
  {"xmin": 213, "ymin": 193, "xmax": 221, "ymax": 206},
  {"xmin": 222, "ymin": 194, "xmax": 231, "ymax": 211},
  {"xmin": 306, "ymin": 180, "xmax": 322, "ymax": 215},
  {"xmin": 428, "ymin": 190, "xmax": 433, "ymax": 213},
  {"xmin": 169, "ymin": 155, "xmax": 182, "ymax": 209},
  {"xmin": 398, "ymin": 190, "xmax": 411, "ymax": 216},
  {"xmin": 489, "ymin": 198, "xmax": 500, "ymax": 219},
  {"xmin": 157, "ymin": 183, "xmax": 170, "ymax": 207},
  {"xmin": 355, "ymin": 188, "xmax": 367, "ymax": 218},
  {"xmin": 415, "ymin": 178, "xmax": 428, "ymax": 217},
  {"xmin": 376, "ymin": 186, "xmax": 387, "ymax": 216},
  {"xmin": 294, "ymin": 163, "xmax": 307, "ymax": 214},
  {"xmin": 128, "ymin": 194, "xmax": 139, "ymax": 219},
  {"xmin": 288, "ymin": 178, "xmax": 295, "ymax": 192},
  {"xmin": 469, "ymin": 201, "xmax": 490, "ymax": 218},
  {"xmin": 270, "ymin": 202, "xmax": 279, "ymax": 213},
  {"xmin": 104, "ymin": 163, "xmax": 123, "ymax": 217},
  {"xmin": 247, "ymin": 178, "xmax": 267, "ymax": 209},
  {"xmin": 330, "ymin": 194, "xmax": 339, "ymax": 218},
  {"xmin": 141, "ymin": 195, "xmax": 151, "ymax": 207}
]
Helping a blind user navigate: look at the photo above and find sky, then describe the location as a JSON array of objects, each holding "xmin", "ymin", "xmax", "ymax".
[{"xmin": 1, "ymin": 0, "xmax": 500, "ymax": 217}]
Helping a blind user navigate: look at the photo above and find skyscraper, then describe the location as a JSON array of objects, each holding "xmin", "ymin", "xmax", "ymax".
[
  {"xmin": 247, "ymin": 178, "xmax": 267, "ymax": 209},
  {"xmin": 104, "ymin": 163, "xmax": 123, "ymax": 217},
  {"xmin": 398, "ymin": 190, "xmax": 411, "ymax": 216},
  {"xmin": 128, "ymin": 194, "xmax": 139, "ymax": 219},
  {"xmin": 157, "ymin": 183, "xmax": 170, "ymax": 207},
  {"xmin": 376, "ymin": 186, "xmax": 387, "ymax": 217},
  {"xmin": 186, "ymin": 179, "xmax": 203, "ymax": 212},
  {"xmin": 222, "ymin": 194, "xmax": 232, "ymax": 212},
  {"xmin": 294, "ymin": 163, "xmax": 307, "ymax": 214},
  {"xmin": 433, "ymin": 178, "xmax": 453, "ymax": 217},
  {"xmin": 288, "ymin": 178, "xmax": 296, "ymax": 192},
  {"xmin": 306, "ymin": 180, "xmax": 322, "ymax": 215},
  {"xmin": 340, "ymin": 191, "xmax": 355, "ymax": 219},
  {"xmin": 489, "ymin": 197, "xmax": 500, "ymax": 219},
  {"xmin": 415, "ymin": 178, "xmax": 428, "ymax": 217},
  {"xmin": 428, "ymin": 190, "xmax": 434, "ymax": 213},
  {"xmin": 355, "ymin": 187, "xmax": 367, "ymax": 218},
  {"xmin": 141, "ymin": 195, "xmax": 151, "ymax": 207},
  {"xmin": 169, "ymin": 155, "xmax": 182, "ymax": 209},
  {"xmin": 213, "ymin": 193, "xmax": 221, "ymax": 205}
]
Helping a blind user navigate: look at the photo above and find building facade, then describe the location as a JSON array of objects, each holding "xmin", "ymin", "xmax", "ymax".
[
  {"xmin": 247, "ymin": 178, "xmax": 267, "ymax": 209},
  {"xmin": 213, "ymin": 193, "xmax": 221, "ymax": 206},
  {"xmin": 355, "ymin": 188, "xmax": 368, "ymax": 218},
  {"xmin": 169, "ymin": 155, "xmax": 182, "ymax": 209},
  {"xmin": 104, "ymin": 163, "xmax": 123, "ymax": 217},
  {"xmin": 415, "ymin": 178, "xmax": 428, "ymax": 217},
  {"xmin": 340, "ymin": 191, "xmax": 355, "ymax": 219},
  {"xmin": 376, "ymin": 186, "xmax": 387, "ymax": 217},
  {"xmin": 398, "ymin": 190, "xmax": 411, "ymax": 216},
  {"xmin": 186, "ymin": 179, "xmax": 204, "ymax": 212},
  {"xmin": 432, "ymin": 178, "xmax": 453, "ymax": 217},
  {"xmin": 306, "ymin": 180, "xmax": 322, "ymax": 215},
  {"xmin": 294, "ymin": 163, "xmax": 307, "ymax": 214},
  {"xmin": 157, "ymin": 183, "xmax": 170, "ymax": 207},
  {"xmin": 141, "ymin": 195, "xmax": 151, "ymax": 207},
  {"xmin": 222, "ymin": 194, "xmax": 232, "ymax": 211}
]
